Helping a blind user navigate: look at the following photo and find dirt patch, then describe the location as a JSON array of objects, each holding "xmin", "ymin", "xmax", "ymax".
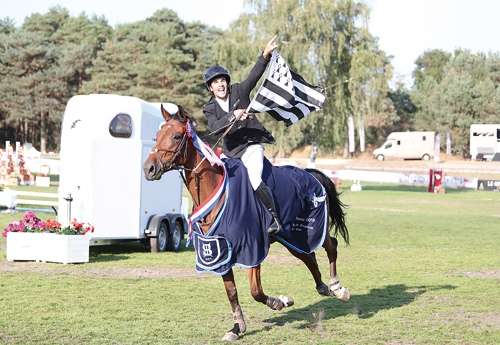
[
  {"xmin": 464, "ymin": 270, "xmax": 500, "ymax": 279},
  {"xmin": 432, "ymin": 311, "xmax": 500, "ymax": 331},
  {"xmin": 0, "ymin": 261, "xmax": 206, "ymax": 279},
  {"xmin": 356, "ymin": 207, "xmax": 416, "ymax": 213}
]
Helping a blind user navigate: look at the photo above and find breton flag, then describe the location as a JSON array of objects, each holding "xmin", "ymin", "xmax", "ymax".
[{"xmin": 247, "ymin": 51, "xmax": 326, "ymax": 126}]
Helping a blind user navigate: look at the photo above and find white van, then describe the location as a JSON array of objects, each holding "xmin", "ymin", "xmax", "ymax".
[
  {"xmin": 58, "ymin": 94, "xmax": 187, "ymax": 252},
  {"xmin": 373, "ymin": 131, "xmax": 435, "ymax": 161}
]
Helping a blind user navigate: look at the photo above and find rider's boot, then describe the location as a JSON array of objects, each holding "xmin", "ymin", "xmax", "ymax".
[{"xmin": 255, "ymin": 182, "xmax": 283, "ymax": 236}]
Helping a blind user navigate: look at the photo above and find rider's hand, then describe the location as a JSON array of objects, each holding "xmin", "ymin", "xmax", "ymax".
[
  {"xmin": 234, "ymin": 109, "xmax": 253, "ymax": 121},
  {"xmin": 263, "ymin": 35, "xmax": 278, "ymax": 59}
]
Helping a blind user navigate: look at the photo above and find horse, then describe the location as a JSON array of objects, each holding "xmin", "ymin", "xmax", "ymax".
[{"xmin": 143, "ymin": 104, "xmax": 350, "ymax": 342}]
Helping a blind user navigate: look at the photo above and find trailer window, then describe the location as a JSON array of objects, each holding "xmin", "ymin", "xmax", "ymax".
[
  {"xmin": 109, "ymin": 114, "xmax": 132, "ymax": 138},
  {"xmin": 397, "ymin": 140, "xmax": 400, "ymax": 145},
  {"xmin": 497, "ymin": 129, "xmax": 500, "ymax": 139},
  {"xmin": 422, "ymin": 136, "xmax": 426, "ymax": 141}
]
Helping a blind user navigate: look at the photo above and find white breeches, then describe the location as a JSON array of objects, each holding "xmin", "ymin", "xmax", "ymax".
[{"xmin": 241, "ymin": 144, "xmax": 264, "ymax": 190}]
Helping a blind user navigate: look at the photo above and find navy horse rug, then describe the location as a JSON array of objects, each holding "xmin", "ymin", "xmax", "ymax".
[{"xmin": 189, "ymin": 158, "xmax": 327, "ymax": 275}]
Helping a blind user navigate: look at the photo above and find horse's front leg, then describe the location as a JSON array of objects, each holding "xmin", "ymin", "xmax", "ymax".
[
  {"xmin": 222, "ymin": 269, "xmax": 246, "ymax": 342},
  {"xmin": 247, "ymin": 265, "xmax": 294, "ymax": 311}
]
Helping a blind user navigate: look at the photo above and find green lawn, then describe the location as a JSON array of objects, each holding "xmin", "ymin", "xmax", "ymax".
[{"xmin": 0, "ymin": 183, "xmax": 499, "ymax": 344}]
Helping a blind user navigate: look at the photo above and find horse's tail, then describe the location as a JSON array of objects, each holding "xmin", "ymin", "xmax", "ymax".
[{"xmin": 305, "ymin": 168, "xmax": 349, "ymax": 245}]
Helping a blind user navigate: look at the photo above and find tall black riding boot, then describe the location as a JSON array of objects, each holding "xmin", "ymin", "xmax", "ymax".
[{"xmin": 255, "ymin": 182, "xmax": 283, "ymax": 236}]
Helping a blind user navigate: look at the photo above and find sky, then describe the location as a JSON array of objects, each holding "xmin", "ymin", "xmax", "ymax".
[{"xmin": 4, "ymin": 0, "xmax": 500, "ymax": 87}]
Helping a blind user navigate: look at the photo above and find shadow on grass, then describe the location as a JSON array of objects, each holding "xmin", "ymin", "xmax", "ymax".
[
  {"xmin": 88, "ymin": 239, "xmax": 195, "ymax": 262},
  {"xmin": 243, "ymin": 283, "xmax": 456, "ymax": 338}
]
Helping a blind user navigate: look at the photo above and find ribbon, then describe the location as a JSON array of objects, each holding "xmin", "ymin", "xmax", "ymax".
[
  {"xmin": 186, "ymin": 119, "xmax": 223, "ymax": 167},
  {"xmin": 186, "ymin": 164, "xmax": 228, "ymax": 246}
]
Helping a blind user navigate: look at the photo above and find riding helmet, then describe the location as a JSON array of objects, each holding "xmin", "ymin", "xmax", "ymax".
[{"xmin": 204, "ymin": 65, "xmax": 231, "ymax": 91}]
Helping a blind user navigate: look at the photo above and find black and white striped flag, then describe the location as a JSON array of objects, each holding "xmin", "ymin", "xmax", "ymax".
[{"xmin": 247, "ymin": 51, "xmax": 325, "ymax": 126}]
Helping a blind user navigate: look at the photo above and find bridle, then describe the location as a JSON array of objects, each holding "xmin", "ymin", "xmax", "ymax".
[
  {"xmin": 150, "ymin": 121, "xmax": 207, "ymax": 207},
  {"xmin": 150, "ymin": 125, "xmax": 189, "ymax": 179}
]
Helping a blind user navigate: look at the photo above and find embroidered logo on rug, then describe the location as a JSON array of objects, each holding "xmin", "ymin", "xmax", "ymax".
[{"xmin": 194, "ymin": 234, "xmax": 232, "ymax": 272}]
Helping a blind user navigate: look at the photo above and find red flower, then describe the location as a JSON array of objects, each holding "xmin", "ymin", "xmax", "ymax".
[{"xmin": 45, "ymin": 218, "xmax": 61, "ymax": 232}]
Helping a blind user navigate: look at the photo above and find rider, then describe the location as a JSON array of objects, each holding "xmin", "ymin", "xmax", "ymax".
[{"xmin": 203, "ymin": 35, "xmax": 283, "ymax": 236}]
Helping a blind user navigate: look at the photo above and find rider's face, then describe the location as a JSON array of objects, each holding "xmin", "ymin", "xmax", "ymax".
[{"xmin": 209, "ymin": 77, "xmax": 228, "ymax": 101}]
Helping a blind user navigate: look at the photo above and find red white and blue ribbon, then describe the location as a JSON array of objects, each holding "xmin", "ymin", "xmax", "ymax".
[
  {"xmin": 186, "ymin": 119, "xmax": 223, "ymax": 167},
  {"xmin": 186, "ymin": 164, "xmax": 228, "ymax": 246}
]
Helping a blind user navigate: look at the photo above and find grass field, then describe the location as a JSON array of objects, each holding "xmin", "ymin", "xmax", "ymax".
[{"xmin": 1, "ymin": 182, "xmax": 499, "ymax": 344}]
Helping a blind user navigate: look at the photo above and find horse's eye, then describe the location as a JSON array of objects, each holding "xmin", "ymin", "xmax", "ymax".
[{"xmin": 173, "ymin": 134, "xmax": 182, "ymax": 141}]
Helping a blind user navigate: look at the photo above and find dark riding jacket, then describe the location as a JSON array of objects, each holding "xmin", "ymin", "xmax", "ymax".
[{"xmin": 203, "ymin": 54, "xmax": 275, "ymax": 159}]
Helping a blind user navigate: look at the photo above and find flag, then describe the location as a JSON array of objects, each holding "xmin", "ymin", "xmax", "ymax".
[
  {"xmin": 359, "ymin": 117, "xmax": 366, "ymax": 152},
  {"xmin": 348, "ymin": 115, "xmax": 355, "ymax": 153},
  {"xmin": 247, "ymin": 51, "xmax": 325, "ymax": 126},
  {"xmin": 434, "ymin": 132, "xmax": 441, "ymax": 162}
]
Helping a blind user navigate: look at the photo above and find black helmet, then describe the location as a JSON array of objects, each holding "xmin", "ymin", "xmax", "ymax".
[{"xmin": 204, "ymin": 65, "xmax": 230, "ymax": 91}]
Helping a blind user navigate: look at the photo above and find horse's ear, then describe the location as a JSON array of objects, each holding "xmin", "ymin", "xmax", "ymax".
[
  {"xmin": 160, "ymin": 104, "xmax": 172, "ymax": 121},
  {"xmin": 177, "ymin": 105, "xmax": 189, "ymax": 122}
]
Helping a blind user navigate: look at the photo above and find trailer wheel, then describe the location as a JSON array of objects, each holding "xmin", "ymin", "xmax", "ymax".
[
  {"xmin": 377, "ymin": 154, "xmax": 385, "ymax": 161},
  {"xmin": 422, "ymin": 154, "xmax": 430, "ymax": 161},
  {"xmin": 150, "ymin": 222, "xmax": 168, "ymax": 253},
  {"xmin": 167, "ymin": 221, "xmax": 183, "ymax": 252}
]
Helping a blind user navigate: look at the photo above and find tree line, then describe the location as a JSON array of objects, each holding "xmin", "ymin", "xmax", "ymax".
[{"xmin": 1, "ymin": 0, "xmax": 498, "ymax": 156}]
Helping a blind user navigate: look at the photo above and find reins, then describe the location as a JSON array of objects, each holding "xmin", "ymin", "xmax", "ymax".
[
  {"xmin": 151, "ymin": 116, "xmax": 228, "ymax": 234},
  {"xmin": 202, "ymin": 98, "xmax": 242, "ymax": 151}
]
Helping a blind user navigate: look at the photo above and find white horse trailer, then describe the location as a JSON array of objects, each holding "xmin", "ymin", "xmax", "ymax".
[
  {"xmin": 470, "ymin": 124, "xmax": 500, "ymax": 161},
  {"xmin": 58, "ymin": 94, "xmax": 187, "ymax": 252}
]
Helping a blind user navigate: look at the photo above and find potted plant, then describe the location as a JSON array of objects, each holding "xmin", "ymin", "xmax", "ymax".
[
  {"xmin": 35, "ymin": 165, "xmax": 51, "ymax": 187},
  {"xmin": 3, "ymin": 211, "xmax": 94, "ymax": 264}
]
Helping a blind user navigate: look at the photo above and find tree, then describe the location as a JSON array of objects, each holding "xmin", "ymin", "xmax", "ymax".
[
  {"xmin": 20, "ymin": 6, "xmax": 70, "ymax": 37},
  {"xmin": 411, "ymin": 50, "xmax": 500, "ymax": 154},
  {"xmin": 0, "ymin": 31, "xmax": 68, "ymax": 152},
  {"xmin": 412, "ymin": 49, "xmax": 451, "ymax": 88},
  {"xmin": 1, "ymin": 7, "xmax": 113, "ymax": 151},
  {"xmin": 0, "ymin": 17, "xmax": 16, "ymax": 34},
  {"xmin": 214, "ymin": 0, "xmax": 392, "ymax": 156},
  {"xmin": 82, "ymin": 9, "xmax": 221, "ymax": 123}
]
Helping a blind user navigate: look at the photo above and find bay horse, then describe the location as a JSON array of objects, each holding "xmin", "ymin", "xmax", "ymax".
[{"xmin": 143, "ymin": 104, "xmax": 350, "ymax": 342}]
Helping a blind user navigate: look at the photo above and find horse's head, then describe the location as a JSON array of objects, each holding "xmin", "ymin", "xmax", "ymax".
[{"xmin": 143, "ymin": 103, "xmax": 191, "ymax": 181}]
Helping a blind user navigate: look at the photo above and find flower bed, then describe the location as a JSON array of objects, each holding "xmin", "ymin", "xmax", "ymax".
[{"xmin": 3, "ymin": 211, "xmax": 94, "ymax": 264}]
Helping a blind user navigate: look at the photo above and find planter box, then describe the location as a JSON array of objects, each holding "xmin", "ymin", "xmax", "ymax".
[
  {"xmin": 35, "ymin": 176, "xmax": 50, "ymax": 187},
  {"xmin": 6, "ymin": 232, "xmax": 44, "ymax": 261},
  {"xmin": 41, "ymin": 234, "xmax": 89, "ymax": 264},
  {"xmin": 6, "ymin": 232, "xmax": 89, "ymax": 264},
  {"xmin": 0, "ymin": 189, "xmax": 16, "ymax": 208}
]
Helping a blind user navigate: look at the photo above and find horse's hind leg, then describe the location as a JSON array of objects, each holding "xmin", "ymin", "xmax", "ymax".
[
  {"xmin": 284, "ymin": 247, "xmax": 326, "ymax": 292},
  {"xmin": 246, "ymin": 265, "xmax": 294, "ymax": 311},
  {"xmin": 323, "ymin": 235, "xmax": 350, "ymax": 301},
  {"xmin": 221, "ymin": 269, "xmax": 246, "ymax": 342}
]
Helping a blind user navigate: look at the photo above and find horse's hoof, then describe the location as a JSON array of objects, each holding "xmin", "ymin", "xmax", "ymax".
[
  {"xmin": 279, "ymin": 295, "xmax": 294, "ymax": 307},
  {"xmin": 317, "ymin": 283, "xmax": 334, "ymax": 297},
  {"xmin": 333, "ymin": 286, "xmax": 350, "ymax": 302},
  {"xmin": 222, "ymin": 331, "xmax": 239, "ymax": 342}
]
